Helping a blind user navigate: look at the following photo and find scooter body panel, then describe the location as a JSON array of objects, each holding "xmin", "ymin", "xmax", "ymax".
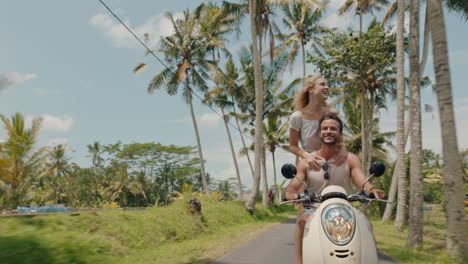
[{"xmin": 302, "ymin": 186, "xmax": 379, "ymax": 264}]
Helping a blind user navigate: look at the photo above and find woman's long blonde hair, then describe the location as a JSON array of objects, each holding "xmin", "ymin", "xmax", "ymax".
[{"xmin": 294, "ymin": 75, "xmax": 331, "ymax": 111}]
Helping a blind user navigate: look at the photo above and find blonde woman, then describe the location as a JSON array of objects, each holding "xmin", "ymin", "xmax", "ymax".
[{"xmin": 289, "ymin": 76, "xmax": 346, "ymax": 170}]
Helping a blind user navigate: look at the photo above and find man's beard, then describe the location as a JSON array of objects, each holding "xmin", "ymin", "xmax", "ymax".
[{"xmin": 321, "ymin": 136, "xmax": 337, "ymax": 145}]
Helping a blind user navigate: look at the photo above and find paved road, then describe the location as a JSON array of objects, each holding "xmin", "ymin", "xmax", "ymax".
[{"xmin": 210, "ymin": 218, "xmax": 397, "ymax": 264}]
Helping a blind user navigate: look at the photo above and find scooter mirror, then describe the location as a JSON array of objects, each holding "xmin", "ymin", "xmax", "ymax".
[
  {"xmin": 281, "ymin": 163, "xmax": 297, "ymax": 179},
  {"xmin": 369, "ymin": 162, "xmax": 385, "ymax": 177}
]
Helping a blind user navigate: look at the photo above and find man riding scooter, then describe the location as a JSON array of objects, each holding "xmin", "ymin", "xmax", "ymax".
[{"xmin": 284, "ymin": 113, "xmax": 385, "ymax": 264}]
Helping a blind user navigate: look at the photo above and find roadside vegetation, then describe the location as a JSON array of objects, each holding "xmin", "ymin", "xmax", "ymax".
[
  {"xmin": 0, "ymin": 194, "xmax": 296, "ymax": 264},
  {"xmin": 372, "ymin": 204, "xmax": 468, "ymax": 264}
]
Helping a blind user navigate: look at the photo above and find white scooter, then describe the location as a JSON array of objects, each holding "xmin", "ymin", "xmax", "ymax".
[{"xmin": 281, "ymin": 162, "xmax": 390, "ymax": 264}]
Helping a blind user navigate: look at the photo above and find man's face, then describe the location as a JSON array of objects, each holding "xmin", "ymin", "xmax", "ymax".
[{"xmin": 319, "ymin": 119, "xmax": 341, "ymax": 145}]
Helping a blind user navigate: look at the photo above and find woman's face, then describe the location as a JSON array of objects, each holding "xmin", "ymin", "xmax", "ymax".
[{"xmin": 307, "ymin": 78, "xmax": 329, "ymax": 100}]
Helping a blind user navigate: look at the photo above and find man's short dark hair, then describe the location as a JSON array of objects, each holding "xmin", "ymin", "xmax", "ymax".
[{"xmin": 319, "ymin": 113, "xmax": 344, "ymax": 133}]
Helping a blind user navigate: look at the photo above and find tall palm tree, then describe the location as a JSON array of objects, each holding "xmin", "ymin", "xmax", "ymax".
[
  {"xmin": 407, "ymin": 0, "xmax": 424, "ymax": 248},
  {"xmin": 276, "ymin": 2, "xmax": 328, "ymax": 77},
  {"xmin": 391, "ymin": 0, "xmax": 408, "ymax": 229},
  {"xmin": 429, "ymin": 0, "xmax": 466, "ymax": 258},
  {"xmin": 205, "ymin": 60, "xmax": 244, "ymax": 198},
  {"xmin": 237, "ymin": 49, "xmax": 299, "ymax": 207},
  {"xmin": 246, "ymin": 0, "xmax": 264, "ymax": 212},
  {"xmin": 134, "ymin": 10, "xmax": 214, "ymax": 195},
  {"xmin": 197, "ymin": 3, "xmax": 245, "ymax": 198}
]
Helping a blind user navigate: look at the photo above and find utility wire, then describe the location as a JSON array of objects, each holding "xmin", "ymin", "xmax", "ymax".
[{"xmin": 96, "ymin": 0, "xmax": 255, "ymax": 141}]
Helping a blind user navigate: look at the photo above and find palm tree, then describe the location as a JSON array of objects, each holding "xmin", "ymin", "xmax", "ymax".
[
  {"xmin": 264, "ymin": 117, "xmax": 289, "ymax": 201},
  {"xmin": 429, "ymin": 0, "xmax": 466, "ymax": 258},
  {"xmin": 276, "ymin": 2, "xmax": 328, "ymax": 77},
  {"xmin": 134, "ymin": 10, "xmax": 214, "ymax": 195},
  {"xmin": 205, "ymin": 61, "xmax": 244, "ymax": 198},
  {"xmin": 87, "ymin": 141, "xmax": 104, "ymax": 168},
  {"xmin": 391, "ymin": 0, "xmax": 408, "ymax": 229},
  {"xmin": 0, "ymin": 113, "xmax": 48, "ymax": 208},
  {"xmin": 246, "ymin": 0, "xmax": 265, "ymax": 212},
  {"xmin": 237, "ymin": 49, "xmax": 299, "ymax": 207},
  {"xmin": 338, "ymin": 0, "xmax": 389, "ymax": 32},
  {"xmin": 197, "ymin": 3, "xmax": 245, "ymax": 198},
  {"xmin": 444, "ymin": 0, "xmax": 468, "ymax": 20},
  {"xmin": 407, "ymin": 0, "xmax": 424, "ymax": 248},
  {"xmin": 42, "ymin": 144, "xmax": 75, "ymax": 204}
]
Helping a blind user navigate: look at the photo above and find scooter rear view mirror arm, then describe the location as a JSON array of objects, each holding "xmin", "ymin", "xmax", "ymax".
[{"xmin": 360, "ymin": 173, "xmax": 375, "ymax": 191}]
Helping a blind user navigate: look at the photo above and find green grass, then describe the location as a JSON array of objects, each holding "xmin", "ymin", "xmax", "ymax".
[
  {"xmin": 372, "ymin": 205, "xmax": 468, "ymax": 264},
  {"xmin": 0, "ymin": 195, "xmax": 295, "ymax": 264}
]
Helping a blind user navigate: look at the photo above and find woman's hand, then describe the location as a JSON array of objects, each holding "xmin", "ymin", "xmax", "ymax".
[{"xmin": 302, "ymin": 151, "xmax": 325, "ymax": 171}]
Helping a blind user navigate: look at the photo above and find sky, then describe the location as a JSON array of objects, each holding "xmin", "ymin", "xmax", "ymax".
[{"xmin": 1, "ymin": 0, "xmax": 467, "ymax": 190}]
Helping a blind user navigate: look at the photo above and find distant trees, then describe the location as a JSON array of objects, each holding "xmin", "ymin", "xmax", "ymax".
[{"xmin": 0, "ymin": 114, "xmax": 219, "ymax": 209}]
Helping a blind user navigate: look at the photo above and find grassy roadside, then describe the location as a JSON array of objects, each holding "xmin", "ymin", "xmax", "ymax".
[
  {"xmin": 1, "ymin": 197, "xmax": 465, "ymax": 264},
  {"xmin": 0, "ymin": 194, "xmax": 295, "ymax": 264},
  {"xmin": 372, "ymin": 204, "xmax": 468, "ymax": 264}
]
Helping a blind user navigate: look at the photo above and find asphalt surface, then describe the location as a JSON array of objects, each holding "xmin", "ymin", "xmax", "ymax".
[{"xmin": 210, "ymin": 217, "xmax": 397, "ymax": 264}]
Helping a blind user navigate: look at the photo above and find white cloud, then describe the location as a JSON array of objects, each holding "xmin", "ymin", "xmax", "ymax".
[
  {"xmin": 46, "ymin": 138, "xmax": 69, "ymax": 146},
  {"xmin": 199, "ymin": 113, "xmax": 222, "ymax": 128},
  {"xmin": 0, "ymin": 72, "xmax": 37, "ymax": 91},
  {"xmin": 25, "ymin": 114, "xmax": 74, "ymax": 133},
  {"xmin": 89, "ymin": 12, "xmax": 183, "ymax": 48}
]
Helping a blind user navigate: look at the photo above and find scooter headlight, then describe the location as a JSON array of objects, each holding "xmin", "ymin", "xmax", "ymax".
[{"xmin": 321, "ymin": 203, "xmax": 356, "ymax": 246}]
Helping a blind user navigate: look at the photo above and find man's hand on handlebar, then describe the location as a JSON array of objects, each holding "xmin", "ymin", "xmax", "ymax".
[
  {"xmin": 285, "ymin": 191, "xmax": 300, "ymax": 201},
  {"xmin": 370, "ymin": 188, "xmax": 385, "ymax": 200}
]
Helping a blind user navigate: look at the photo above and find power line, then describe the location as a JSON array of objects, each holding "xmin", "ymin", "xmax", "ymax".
[{"xmin": 96, "ymin": 0, "xmax": 255, "ymax": 142}]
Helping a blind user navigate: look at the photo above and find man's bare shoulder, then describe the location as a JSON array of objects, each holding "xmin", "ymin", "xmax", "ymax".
[
  {"xmin": 346, "ymin": 152, "xmax": 361, "ymax": 167},
  {"xmin": 297, "ymin": 159, "xmax": 308, "ymax": 176}
]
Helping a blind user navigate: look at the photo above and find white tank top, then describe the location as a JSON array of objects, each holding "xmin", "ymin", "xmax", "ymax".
[{"xmin": 306, "ymin": 152, "xmax": 355, "ymax": 195}]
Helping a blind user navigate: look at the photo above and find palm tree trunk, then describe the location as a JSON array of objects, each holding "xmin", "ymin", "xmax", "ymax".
[
  {"xmin": 407, "ymin": 0, "xmax": 423, "ymax": 247},
  {"xmin": 246, "ymin": 0, "xmax": 264, "ymax": 213},
  {"xmin": 367, "ymin": 90, "xmax": 375, "ymax": 172},
  {"xmin": 186, "ymin": 72, "xmax": 209, "ymax": 195},
  {"xmin": 233, "ymin": 98, "xmax": 255, "ymax": 179},
  {"xmin": 394, "ymin": 0, "xmax": 408, "ymax": 230},
  {"xmin": 360, "ymin": 90, "xmax": 368, "ymax": 174},
  {"xmin": 221, "ymin": 107, "xmax": 244, "ymax": 198},
  {"xmin": 383, "ymin": 116, "xmax": 410, "ymax": 222},
  {"xmin": 301, "ymin": 42, "xmax": 306, "ymax": 78},
  {"xmin": 271, "ymin": 150, "xmax": 281, "ymax": 202},
  {"xmin": 420, "ymin": 2, "xmax": 430, "ymax": 76},
  {"xmin": 262, "ymin": 149, "xmax": 269, "ymax": 208},
  {"xmin": 429, "ymin": 0, "xmax": 466, "ymax": 258}
]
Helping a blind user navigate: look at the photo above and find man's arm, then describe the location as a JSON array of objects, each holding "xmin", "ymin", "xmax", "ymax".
[
  {"xmin": 347, "ymin": 153, "xmax": 385, "ymax": 199},
  {"xmin": 284, "ymin": 159, "xmax": 308, "ymax": 200}
]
